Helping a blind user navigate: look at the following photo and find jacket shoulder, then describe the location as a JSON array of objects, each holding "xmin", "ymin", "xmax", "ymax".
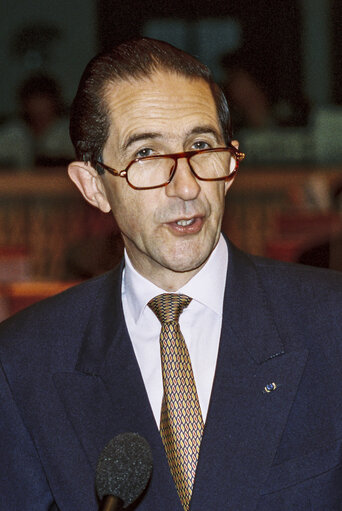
[
  {"xmin": 0, "ymin": 268, "xmax": 121, "ymax": 362},
  {"xmin": 246, "ymin": 253, "xmax": 342, "ymax": 348}
]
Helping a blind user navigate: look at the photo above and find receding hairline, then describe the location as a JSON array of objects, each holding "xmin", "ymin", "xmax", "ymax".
[
  {"xmin": 100, "ymin": 68, "xmax": 223, "ymax": 153},
  {"xmin": 102, "ymin": 66, "xmax": 214, "ymax": 104}
]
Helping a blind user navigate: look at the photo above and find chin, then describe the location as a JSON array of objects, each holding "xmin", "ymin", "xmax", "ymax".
[
  {"xmin": 169, "ymin": 240, "xmax": 215, "ymax": 270},
  {"xmin": 164, "ymin": 252, "xmax": 210, "ymax": 274}
]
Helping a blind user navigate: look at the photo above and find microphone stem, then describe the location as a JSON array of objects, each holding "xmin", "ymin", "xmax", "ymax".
[{"xmin": 99, "ymin": 495, "xmax": 124, "ymax": 511}]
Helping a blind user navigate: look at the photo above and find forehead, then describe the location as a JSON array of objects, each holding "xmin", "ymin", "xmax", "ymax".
[{"xmin": 103, "ymin": 71, "xmax": 221, "ymax": 150}]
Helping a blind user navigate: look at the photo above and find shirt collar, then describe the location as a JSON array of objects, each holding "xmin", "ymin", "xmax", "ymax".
[{"xmin": 122, "ymin": 234, "xmax": 228, "ymax": 323}]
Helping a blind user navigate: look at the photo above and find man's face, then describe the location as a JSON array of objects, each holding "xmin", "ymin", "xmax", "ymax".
[{"xmin": 100, "ymin": 71, "xmax": 235, "ymax": 290}]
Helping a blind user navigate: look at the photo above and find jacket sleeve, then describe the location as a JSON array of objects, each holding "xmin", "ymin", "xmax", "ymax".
[{"xmin": 0, "ymin": 363, "xmax": 56, "ymax": 510}]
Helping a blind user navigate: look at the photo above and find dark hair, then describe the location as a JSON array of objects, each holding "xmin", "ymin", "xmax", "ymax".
[{"xmin": 69, "ymin": 37, "xmax": 231, "ymax": 165}]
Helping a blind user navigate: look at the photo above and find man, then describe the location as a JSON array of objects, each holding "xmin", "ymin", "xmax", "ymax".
[{"xmin": 0, "ymin": 38, "xmax": 341, "ymax": 510}]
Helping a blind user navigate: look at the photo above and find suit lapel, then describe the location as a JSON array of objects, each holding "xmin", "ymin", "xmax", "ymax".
[
  {"xmin": 53, "ymin": 264, "xmax": 181, "ymax": 508},
  {"xmin": 191, "ymin": 242, "xmax": 308, "ymax": 510}
]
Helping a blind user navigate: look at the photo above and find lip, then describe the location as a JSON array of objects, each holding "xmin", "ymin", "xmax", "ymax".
[{"xmin": 165, "ymin": 216, "xmax": 204, "ymax": 235}]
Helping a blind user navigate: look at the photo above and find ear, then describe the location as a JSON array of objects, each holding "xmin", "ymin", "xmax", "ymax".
[
  {"xmin": 231, "ymin": 139, "xmax": 239, "ymax": 150},
  {"xmin": 68, "ymin": 161, "xmax": 111, "ymax": 213},
  {"xmin": 224, "ymin": 139, "xmax": 239, "ymax": 195}
]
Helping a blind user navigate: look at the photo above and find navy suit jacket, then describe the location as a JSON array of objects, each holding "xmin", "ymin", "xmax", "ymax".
[{"xmin": 0, "ymin": 240, "xmax": 342, "ymax": 510}]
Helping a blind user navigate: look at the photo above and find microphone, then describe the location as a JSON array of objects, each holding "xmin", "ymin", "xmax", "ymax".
[{"xmin": 96, "ymin": 432, "xmax": 153, "ymax": 510}]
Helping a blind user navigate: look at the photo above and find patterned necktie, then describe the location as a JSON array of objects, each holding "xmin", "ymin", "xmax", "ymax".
[{"xmin": 148, "ymin": 293, "xmax": 204, "ymax": 511}]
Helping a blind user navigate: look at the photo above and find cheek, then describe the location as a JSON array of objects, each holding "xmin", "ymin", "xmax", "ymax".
[
  {"xmin": 107, "ymin": 187, "xmax": 155, "ymax": 237},
  {"xmin": 206, "ymin": 183, "xmax": 226, "ymax": 213}
]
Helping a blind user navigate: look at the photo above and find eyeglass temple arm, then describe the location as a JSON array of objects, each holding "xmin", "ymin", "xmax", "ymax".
[{"xmin": 95, "ymin": 158, "xmax": 125, "ymax": 177}]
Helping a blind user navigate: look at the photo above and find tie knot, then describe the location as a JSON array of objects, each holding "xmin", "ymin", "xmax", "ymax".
[{"xmin": 148, "ymin": 293, "xmax": 192, "ymax": 324}]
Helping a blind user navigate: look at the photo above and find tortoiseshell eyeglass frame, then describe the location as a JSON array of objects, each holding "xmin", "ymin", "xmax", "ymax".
[{"xmin": 94, "ymin": 145, "xmax": 245, "ymax": 191}]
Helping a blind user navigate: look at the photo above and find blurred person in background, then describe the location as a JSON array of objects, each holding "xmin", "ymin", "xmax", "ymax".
[
  {"xmin": 221, "ymin": 52, "xmax": 310, "ymax": 135},
  {"xmin": 0, "ymin": 74, "xmax": 74, "ymax": 169},
  {"xmin": 221, "ymin": 53, "xmax": 274, "ymax": 132}
]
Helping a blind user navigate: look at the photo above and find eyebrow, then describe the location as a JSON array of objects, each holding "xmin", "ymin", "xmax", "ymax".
[
  {"xmin": 121, "ymin": 132, "xmax": 161, "ymax": 153},
  {"xmin": 186, "ymin": 125, "xmax": 222, "ymax": 142},
  {"xmin": 121, "ymin": 125, "xmax": 223, "ymax": 154}
]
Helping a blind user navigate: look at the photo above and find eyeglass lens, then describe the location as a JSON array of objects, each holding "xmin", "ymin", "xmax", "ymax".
[{"xmin": 127, "ymin": 149, "xmax": 236, "ymax": 189}]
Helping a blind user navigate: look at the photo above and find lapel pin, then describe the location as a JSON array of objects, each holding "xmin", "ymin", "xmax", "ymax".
[{"xmin": 264, "ymin": 382, "xmax": 277, "ymax": 393}]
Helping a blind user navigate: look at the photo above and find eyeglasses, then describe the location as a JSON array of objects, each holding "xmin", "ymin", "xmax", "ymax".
[{"xmin": 95, "ymin": 145, "xmax": 245, "ymax": 190}]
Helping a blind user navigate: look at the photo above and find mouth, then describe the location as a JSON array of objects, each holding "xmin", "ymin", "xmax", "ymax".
[
  {"xmin": 176, "ymin": 219, "xmax": 195, "ymax": 226},
  {"xmin": 166, "ymin": 216, "xmax": 204, "ymax": 234}
]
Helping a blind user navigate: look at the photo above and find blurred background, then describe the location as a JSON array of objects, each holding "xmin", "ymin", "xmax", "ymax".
[{"xmin": 0, "ymin": 0, "xmax": 341, "ymax": 319}]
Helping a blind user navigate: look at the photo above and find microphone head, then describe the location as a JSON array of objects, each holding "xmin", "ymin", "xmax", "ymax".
[{"xmin": 96, "ymin": 432, "xmax": 153, "ymax": 507}]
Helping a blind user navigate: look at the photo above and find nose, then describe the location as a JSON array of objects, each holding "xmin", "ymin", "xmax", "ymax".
[{"xmin": 165, "ymin": 157, "xmax": 201, "ymax": 201}]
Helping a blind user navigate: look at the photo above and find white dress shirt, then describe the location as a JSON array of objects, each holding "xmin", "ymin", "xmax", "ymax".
[{"xmin": 121, "ymin": 234, "xmax": 228, "ymax": 427}]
